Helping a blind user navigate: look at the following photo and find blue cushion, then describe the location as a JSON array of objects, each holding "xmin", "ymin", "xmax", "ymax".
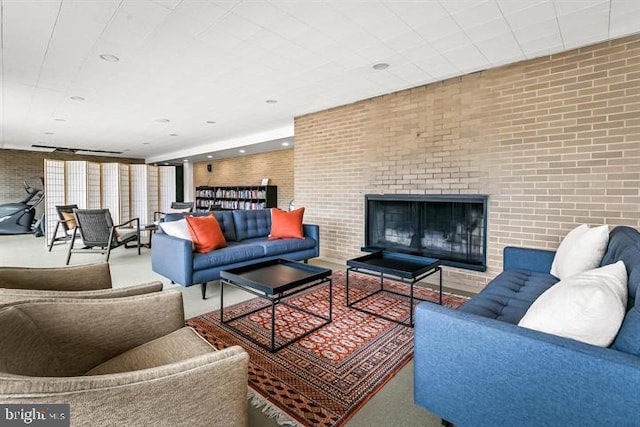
[
  {"xmin": 233, "ymin": 210, "xmax": 271, "ymax": 241},
  {"xmin": 601, "ymin": 226, "xmax": 640, "ymax": 307},
  {"xmin": 192, "ymin": 242, "xmax": 265, "ymax": 270},
  {"xmin": 258, "ymin": 237, "xmax": 316, "ymax": 256},
  {"xmin": 613, "ymin": 304, "xmax": 640, "ymax": 356},
  {"xmin": 211, "ymin": 211, "xmax": 237, "ymax": 242},
  {"xmin": 461, "ymin": 269, "xmax": 559, "ymax": 324}
]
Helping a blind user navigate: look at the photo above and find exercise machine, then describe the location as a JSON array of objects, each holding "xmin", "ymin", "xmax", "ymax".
[{"xmin": 0, "ymin": 181, "xmax": 45, "ymax": 235}]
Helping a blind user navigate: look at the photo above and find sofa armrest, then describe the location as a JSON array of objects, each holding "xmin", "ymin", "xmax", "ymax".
[
  {"xmin": 303, "ymin": 224, "xmax": 320, "ymax": 257},
  {"xmin": 414, "ymin": 303, "xmax": 640, "ymax": 427},
  {"xmin": 151, "ymin": 232, "xmax": 194, "ymax": 286},
  {"xmin": 503, "ymin": 246, "xmax": 556, "ymax": 274},
  {"xmin": 0, "ymin": 262, "xmax": 112, "ymax": 291},
  {"xmin": 0, "ymin": 346, "xmax": 249, "ymax": 427},
  {"xmin": 13, "ymin": 290, "xmax": 185, "ymax": 376}
]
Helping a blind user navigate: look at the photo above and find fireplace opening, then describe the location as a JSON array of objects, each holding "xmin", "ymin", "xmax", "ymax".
[{"xmin": 364, "ymin": 194, "xmax": 488, "ymax": 271}]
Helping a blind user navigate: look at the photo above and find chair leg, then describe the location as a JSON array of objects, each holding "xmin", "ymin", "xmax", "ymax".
[
  {"xmin": 65, "ymin": 229, "xmax": 77, "ymax": 265},
  {"xmin": 48, "ymin": 222, "xmax": 61, "ymax": 252},
  {"xmin": 106, "ymin": 244, "xmax": 112, "ymax": 262},
  {"xmin": 201, "ymin": 283, "xmax": 207, "ymax": 300},
  {"xmin": 137, "ymin": 230, "xmax": 141, "ymax": 255}
]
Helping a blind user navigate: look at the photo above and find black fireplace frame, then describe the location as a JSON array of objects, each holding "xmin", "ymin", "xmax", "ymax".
[{"xmin": 363, "ymin": 194, "xmax": 488, "ymax": 272}]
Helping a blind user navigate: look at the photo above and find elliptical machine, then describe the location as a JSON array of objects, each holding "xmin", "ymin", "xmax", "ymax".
[{"xmin": 0, "ymin": 180, "xmax": 45, "ymax": 235}]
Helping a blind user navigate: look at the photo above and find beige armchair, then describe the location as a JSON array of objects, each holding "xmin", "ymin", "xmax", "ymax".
[
  {"xmin": 0, "ymin": 290, "xmax": 249, "ymax": 427},
  {"xmin": 0, "ymin": 262, "xmax": 162, "ymax": 304}
]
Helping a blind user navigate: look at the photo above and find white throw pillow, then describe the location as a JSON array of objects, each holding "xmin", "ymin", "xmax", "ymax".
[
  {"xmin": 519, "ymin": 261, "xmax": 628, "ymax": 347},
  {"xmin": 168, "ymin": 207, "xmax": 192, "ymax": 214},
  {"xmin": 160, "ymin": 219, "xmax": 192, "ymax": 241},
  {"xmin": 550, "ymin": 224, "xmax": 609, "ymax": 279}
]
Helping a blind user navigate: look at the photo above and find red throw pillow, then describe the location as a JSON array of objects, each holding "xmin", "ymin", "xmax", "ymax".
[
  {"xmin": 185, "ymin": 215, "xmax": 227, "ymax": 253},
  {"xmin": 269, "ymin": 208, "xmax": 305, "ymax": 240}
]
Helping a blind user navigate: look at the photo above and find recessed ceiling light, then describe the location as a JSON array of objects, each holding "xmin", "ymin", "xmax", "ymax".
[
  {"xmin": 155, "ymin": 118, "xmax": 170, "ymax": 123},
  {"xmin": 44, "ymin": 132, "xmax": 54, "ymax": 135},
  {"xmin": 239, "ymin": 149, "xmax": 246, "ymax": 153},
  {"xmin": 183, "ymin": 159, "xmax": 189, "ymax": 162},
  {"xmin": 206, "ymin": 120, "xmax": 216, "ymax": 124},
  {"xmin": 169, "ymin": 133, "xmax": 178, "ymax": 136},
  {"xmin": 99, "ymin": 54, "xmax": 120, "ymax": 62},
  {"xmin": 70, "ymin": 96, "xmax": 85, "ymax": 101},
  {"xmin": 207, "ymin": 155, "xmax": 213, "ymax": 159},
  {"xmin": 373, "ymin": 63, "xmax": 389, "ymax": 70},
  {"xmin": 53, "ymin": 118, "xmax": 66, "ymax": 122},
  {"xmin": 163, "ymin": 162, "xmax": 169, "ymax": 165},
  {"xmin": 265, "ymin": 99, "xmax": 278, "ymax": 104},
  {"xmin": 282, "ymin": 142, "xmax": 289, "ymax": 146}
]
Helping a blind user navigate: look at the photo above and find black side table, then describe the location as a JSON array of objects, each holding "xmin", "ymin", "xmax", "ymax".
[{"xmin": 346, "ymin": 251, "xmax": 441, "ymax": 327}]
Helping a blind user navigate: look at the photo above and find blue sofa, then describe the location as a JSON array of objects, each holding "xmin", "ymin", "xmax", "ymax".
[
  {"xmin": 414, "ymin": 226, "xmax": 640, "ymax": 427},
  {"xmin": 151, "ymin": 210, "xmax": 320, "ymax": 299}
]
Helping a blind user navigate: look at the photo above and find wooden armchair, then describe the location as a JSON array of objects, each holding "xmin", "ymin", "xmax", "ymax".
[
  {"xmin": 66, "ymin": 209, "xmax": 140, "ymax": 265},
  {"xmin": 47, "ymin": 204, "xmax": 79, "ymax": 251}
]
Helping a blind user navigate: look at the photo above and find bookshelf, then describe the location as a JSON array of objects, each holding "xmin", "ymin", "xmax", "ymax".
[{"xmin": 195, "ymin": 185, "xmax": 277, "ymax": 211}]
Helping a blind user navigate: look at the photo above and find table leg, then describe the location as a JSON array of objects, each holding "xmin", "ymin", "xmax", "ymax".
[
  {"xmin": 410, "ymin": 279, "xmax": 415, "ymax": 326},
  {"xmin": 220, "ymin": 280, "xmax": 225, "ymax": 323},
  {"xmin": 346, "ymin": 268, "xmax": 350, "ymax": 306},
  {"xmin": 271, "ymin": 297, "xmax": 276, "ymax": 352},
  {"xmin": 439, "ymin": 267, "xmax": 443, "ymax": 305},
  {"xmin": 329, "ymin": 278, "xmax": 333, "ymax": 321}
]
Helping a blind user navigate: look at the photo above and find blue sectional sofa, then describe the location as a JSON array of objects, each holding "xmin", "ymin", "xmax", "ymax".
[
  {"xmin": 414, "ymin": 226, "xmax": 640, "ymax": 427},
  {"xmin": 151, "ymin": 209, "xmax": 320, "ymax": 298}
]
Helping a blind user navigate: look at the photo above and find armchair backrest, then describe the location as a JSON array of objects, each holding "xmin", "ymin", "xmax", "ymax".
[
  {"xmin": 0, "ymin": 262, "xmax": 112, "ymax": 291},
  {"xmin": 55, "ymin": 204, "xmax": 79, "ymax": 232},
  {"xmin": 0, "ymin": 291, "xmax": 185, "ymax": 377},
  {"xmin": 169, "ymin": 201, "xmax": 194, "ymax": 212},
  {"xmin": 73, "ymin": 209, "xmax": 116, "ymax": 246}
]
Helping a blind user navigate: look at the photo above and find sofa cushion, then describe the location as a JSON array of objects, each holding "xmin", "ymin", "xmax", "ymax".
[
  {"xmin": 613, "ymin": 304, "xmax": 640, "ymax": 355},
  {"xmin": 165, "ymin": 211, "xmax": 237, "ymax": 242},
  {"xmin": 269, "ymin": 208, "xmax": 305, "ymax": 240},
  {"xmin": 85, "ymin": 327, "xmax": 214, "ymax": 375},
  {"xmin": 186, "ymin": 215, "xmax": 227, "ymax": 253},
  {"xmin": 255, "ymin": 236, "xmax": 316, "ymax": 256},
  {"xmin": 0, "ymin": 307, "xmax": 66, "ymax": 377},
  {"xmin": 460, "ymin": 269, "xmax": 558, "ymax": 324},
  {"xmin": 233, "ymin": 210, "xmax": 271, "ymax": 241},
  {"xmin": 519, "ymin": 261, "xmax": 627, "ymax": 347},
  {"xmin": 550, "ymin": 224, "xmax": 609, "ymax": 280},
  {"xmin": 601, "ymin": 226, "xmax": 640, "ymax": 306},
  {"xmin": 192, "ymin": 242, "xmax": 265, "ymax": 270},
  {"xmin": 160, "ymin": 218, "xmax": 192, "ymax": 242}
]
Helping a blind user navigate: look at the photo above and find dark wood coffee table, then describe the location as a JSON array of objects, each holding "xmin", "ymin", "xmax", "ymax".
[
  {"xmin": 220, "ymin": 259, "xmax": 332, "ymax": 352},
  {"xmin": 346, "ymin": 251, "xmax": 441, "ymax": 327}
]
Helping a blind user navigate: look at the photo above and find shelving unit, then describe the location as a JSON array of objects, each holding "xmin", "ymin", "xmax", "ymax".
[{"xmin": 195, "ymin": 185, "xmax": 277, "ymax": 211}]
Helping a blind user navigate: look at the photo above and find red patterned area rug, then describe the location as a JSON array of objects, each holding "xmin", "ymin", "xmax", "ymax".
[{"xmin": 187, "ymin": 270, "xmax": 468, "ymax": 427}]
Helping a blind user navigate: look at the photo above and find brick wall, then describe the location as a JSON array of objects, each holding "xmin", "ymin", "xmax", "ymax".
[
  {"xmin": 295, "ymin": 34, "xmax": 640, "ymax": 293},
  {"xmin": 193, "ymin": 149, "xmax": 294, "ymax": 210},
  {"xmin": 0, "ymin": 148, "xmax": 143, "ymax": 205}
]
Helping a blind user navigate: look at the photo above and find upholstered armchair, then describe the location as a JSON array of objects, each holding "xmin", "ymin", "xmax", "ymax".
[
  {"xmin": 0, "ymin": 262, "xmax": 162, "ymax": 304},
  {"xmin": 0, "ymin": 290, "xmax": 249, "ymax": 427}
]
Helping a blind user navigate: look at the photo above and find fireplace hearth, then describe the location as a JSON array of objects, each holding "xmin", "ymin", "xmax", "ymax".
[{"xmin": 364, "ymin": 194, "xmax": 488, "ymax": 271}]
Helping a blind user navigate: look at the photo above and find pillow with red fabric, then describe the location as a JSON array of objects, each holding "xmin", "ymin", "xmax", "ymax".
[
  {"xmin": 185, "ymin": 214, "xmax": 227, "ymax": 253},
  {"xmin": 269, "ymin": 208, "xmax": 305, "ymax": 240}
]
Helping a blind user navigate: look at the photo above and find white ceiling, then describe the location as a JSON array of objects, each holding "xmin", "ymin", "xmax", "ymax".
[{"xmin": 1, "ymin": 0, "xmax": 639, "ymax": 164}]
